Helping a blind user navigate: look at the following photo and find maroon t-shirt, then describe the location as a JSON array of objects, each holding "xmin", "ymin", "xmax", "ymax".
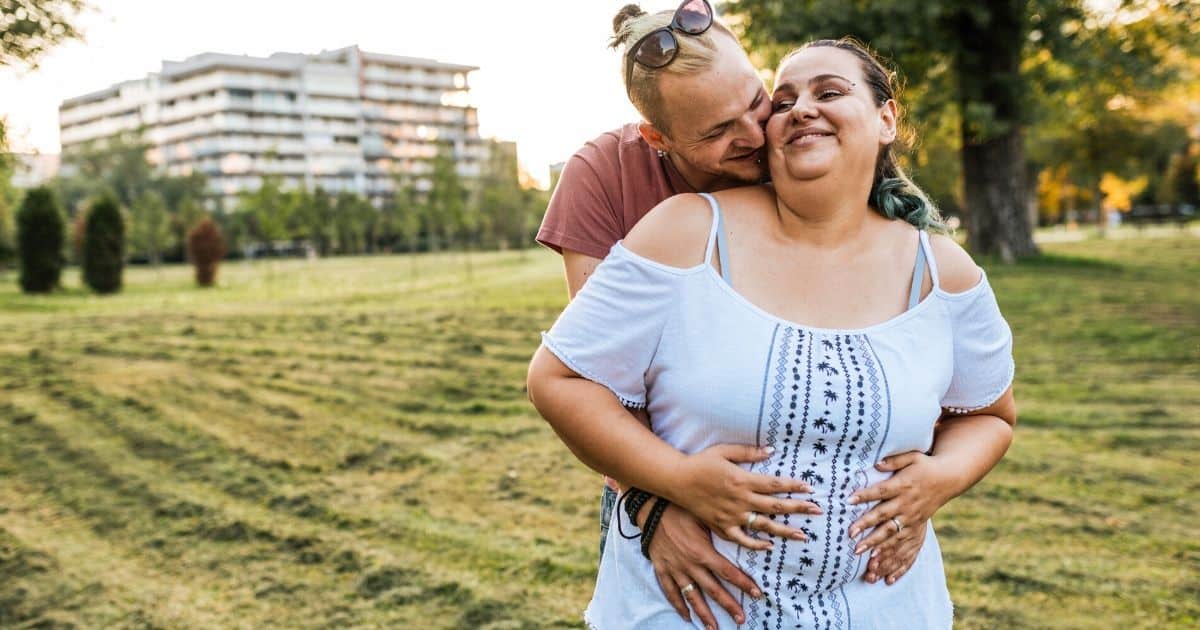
[{"xmin": 537, "ymin": 123, "xmax": 696, "ymax": 260}]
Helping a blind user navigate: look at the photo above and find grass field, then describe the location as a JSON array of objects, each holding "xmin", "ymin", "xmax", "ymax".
[{"xmin": 0, "ymin": 234, "xmax": 1197, "ymax": 629}]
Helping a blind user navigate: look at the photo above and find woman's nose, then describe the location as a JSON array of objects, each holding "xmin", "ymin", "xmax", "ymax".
[{"xmin": 790, "ymin": 97, "xmax": 819, "ymax": 121}]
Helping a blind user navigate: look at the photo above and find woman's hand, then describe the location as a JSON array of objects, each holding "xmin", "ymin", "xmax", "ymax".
[
  {"xmin": 668, "ymin": 444, "xmax": 822, "ymax": 550},
  {"xmin": 845, "ymin": 451, "xmax": 958, "ymax": 563},
  {"xmin": 863, "ymin": 518, "xmax": 926, "ymax": 585}
]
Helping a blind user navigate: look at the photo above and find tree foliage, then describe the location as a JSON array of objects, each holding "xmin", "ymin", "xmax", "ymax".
[
  {"xmin": 131, "ymin": 189, "xmax": 170, "ymax": 265},
  {"xmin": 15, "ymin": 185, "xmax": 63, "ymax": 293},
  {"xmin": 0, "ymin": 130, "xmax": 20, "ymax": 268},
  {"xmin": 81, "ymin": 194, "xmax": 124, "ymax": 294},
  {"xmin": 52, "ymin": 131, "xmax": 210, "ymax": 262},
  {"xmin": 724, "ymin": 0, "xmax": 1200, "ymax": 257},
  {"xmin": 0, "ymin": 0, "xmax": 86, "ymax": 69}
]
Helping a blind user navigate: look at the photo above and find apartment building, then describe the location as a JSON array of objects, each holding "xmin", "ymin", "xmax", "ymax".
[{"xmin": 59, "ymin": 45, "xmax": 483, "ymax": 208}]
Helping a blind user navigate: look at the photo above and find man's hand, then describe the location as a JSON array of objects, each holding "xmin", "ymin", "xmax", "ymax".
[{"xmin": 644, "ymin": 504, "xmax": 762, "ymax": 628}]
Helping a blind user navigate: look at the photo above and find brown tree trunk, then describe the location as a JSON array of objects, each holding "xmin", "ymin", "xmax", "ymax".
[
  {"xmin": 957, "ymin": 0, "xmax": 1040, "ymax": 262},
  {"xmin": 962, "ymin": 132, "xmax": 1039, "ymax": 261}
]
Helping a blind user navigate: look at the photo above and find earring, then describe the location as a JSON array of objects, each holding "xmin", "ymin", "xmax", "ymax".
[{"xmin": 657, "ymin": 149, "xmax": 667, "ymax": 158}]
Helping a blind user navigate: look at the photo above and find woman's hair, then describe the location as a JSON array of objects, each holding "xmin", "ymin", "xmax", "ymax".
[
  {"xmin": 610, "ymin": 3, "xmax": 737, "ymax": 136},
  {"xmin": 779, "ymin": 38, "xmax": 945, "ymax": 232}
]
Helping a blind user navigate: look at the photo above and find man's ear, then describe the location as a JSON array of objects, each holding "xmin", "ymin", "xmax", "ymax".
[
  {"xmin": 878, "ymin": 100, "xmax": 898, "ymax": 145},
  {"xmin": 638, "ymin": 122, "xmax": 671, "ymax": 153}
]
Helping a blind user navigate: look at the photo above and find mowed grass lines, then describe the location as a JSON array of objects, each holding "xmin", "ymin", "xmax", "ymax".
[{"xmin": 1, "ymin": 236, "xmax": 1198, "ymax": 629}]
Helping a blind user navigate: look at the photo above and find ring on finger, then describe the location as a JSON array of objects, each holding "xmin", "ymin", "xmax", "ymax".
[
  {"xmin": 746, "ymin": 512, "xmax": 759, "ymax": 529},
  {"xmin": 680, "ymin": 583, "xmax": 697, "ymax": 597},
  {"xmin": 891, "ymin": 517, "xmax": 903, "ymax": 533}
]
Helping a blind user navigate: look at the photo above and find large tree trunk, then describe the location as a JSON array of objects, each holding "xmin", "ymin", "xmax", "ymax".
[
  {"xmin": 957, "ymin": 0, "xmax": 1039, "ymax": 262},
  {"xmin": 962, "ymin": 132, "xmax": 1038, "ymax": 261}
]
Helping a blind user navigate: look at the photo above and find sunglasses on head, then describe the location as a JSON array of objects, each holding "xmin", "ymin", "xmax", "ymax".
[{"xmin": 624, "ymin": 0, "xmax": 714, "ymax": 97}]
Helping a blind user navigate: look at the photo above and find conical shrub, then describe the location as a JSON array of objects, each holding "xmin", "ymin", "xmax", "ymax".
[
  {"xmin": 186, "ymin": 217, "xmax": 225, "ymax": 287},
  {"xmin": 16, "ymin": 187, "xmax": 65, "ymax": 293},
  {"xmin": 82, "ymin": 195, "xmax": 125, "ymax": 294}
]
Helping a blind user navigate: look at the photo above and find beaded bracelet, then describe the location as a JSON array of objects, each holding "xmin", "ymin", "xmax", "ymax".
[
  {"xmin": 623, "ymin": 487, "xmax": 654, "ymax": 526},
  {"xmin": 640, "ymin": 497, "xmax": 671, "ymax": 559}
]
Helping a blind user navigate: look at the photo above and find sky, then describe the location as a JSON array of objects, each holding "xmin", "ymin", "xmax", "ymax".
[{"xmin": 0, "ymin": 0, "xmax": 673, "ymax": 188}]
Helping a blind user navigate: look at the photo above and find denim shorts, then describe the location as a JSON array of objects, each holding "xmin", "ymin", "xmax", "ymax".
[{"xmin": 599, "ymin": 484, "xmax": 618, "ymax": 559}]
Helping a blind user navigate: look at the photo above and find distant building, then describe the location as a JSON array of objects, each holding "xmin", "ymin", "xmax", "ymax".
[
  {"xmin": 8, "ymin": 153, "xmax": 61, "ymax": 188},
  {"xmin": 58, "ymin": 45, "xmax": 484, "ymax": 209}
]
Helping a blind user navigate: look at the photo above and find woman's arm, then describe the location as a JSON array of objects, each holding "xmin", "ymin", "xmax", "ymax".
[
  {"xmin": 527, "ymin": 345, "xmax": 820, "ymax": 549},
  {"xmin": 846, "ymin": 388, "xmax": 1015, "ymax": 575},
  {"xmin": 847, "ymin": 233, "xmax": 1018, "ymax": 583}
]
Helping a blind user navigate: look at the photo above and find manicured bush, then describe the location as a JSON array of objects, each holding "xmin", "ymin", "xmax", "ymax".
[
  {"xmin": 82, "ymin": 195, "xmax": 125, "ymax": 294},
  {"xmin": 186, "ymin": 217, "xmax": 226, "ymax": 287},
  {"xmin": 16, "ymin": 187, "xmax": 65, "ymax": 293}
]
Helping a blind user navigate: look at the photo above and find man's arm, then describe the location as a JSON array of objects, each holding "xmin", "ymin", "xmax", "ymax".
[{"xmin": 563, "ymin": 249, "xmax": 602, "ymax": 300}]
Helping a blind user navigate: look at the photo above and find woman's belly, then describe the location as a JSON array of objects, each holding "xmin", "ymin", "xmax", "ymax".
[{"xmin": 714, "ymin": 492, "xmax": 875, "ymax": 601}]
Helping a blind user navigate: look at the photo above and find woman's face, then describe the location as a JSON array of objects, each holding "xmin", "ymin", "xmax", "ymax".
[{"xmin": 765, "ymin": 46, "xmax": 896, "ymax": 188}]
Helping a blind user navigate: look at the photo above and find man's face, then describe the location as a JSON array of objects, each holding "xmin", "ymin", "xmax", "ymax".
[{"xmin": 655, "ymin": 33, "xmax": 771, "ymax": 187}]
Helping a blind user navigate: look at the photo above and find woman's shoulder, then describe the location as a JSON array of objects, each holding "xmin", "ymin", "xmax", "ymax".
[
  {"xmin": 623, "ymin": 185, "xmax": 774, "ymax": 269},
  {"xmin": 928, "ymin": 233, "xmax": 984, "ymax": 294},
  {"xmin": 622, "ymin": 193, "xmax": 716, "ymax": 269}
]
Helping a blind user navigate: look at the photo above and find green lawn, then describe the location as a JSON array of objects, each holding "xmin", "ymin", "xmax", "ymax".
[{"xmin": 0, "ymin": 235, "xmax": 1196, "ymax": 629}]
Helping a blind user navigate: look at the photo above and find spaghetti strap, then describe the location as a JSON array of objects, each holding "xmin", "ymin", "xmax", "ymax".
[
  {"xmin": 698, "ymin": 193, "xmax": 733, "ymax": 286},
  {"xmin": 907, "ymin": 236, "xmax": 926, "ymax": 310},
  {"xmin": 918, "ymin": 230, "xmax": 939, "ymax": 291}
]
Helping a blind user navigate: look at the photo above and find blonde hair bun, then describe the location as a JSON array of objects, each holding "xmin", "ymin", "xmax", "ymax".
[{"xmin": 613, "ymin": 4, "xmax": 647, "ymax": 38}]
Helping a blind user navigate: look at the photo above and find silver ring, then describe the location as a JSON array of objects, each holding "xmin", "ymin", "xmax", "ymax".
[
  {"xmin": 746, "ymin": 512, "xmax": 759, "ymax": 528},
  {"xmin": 680, "ymin": 583, "xmax": 697, "ymax": 597},
  {"xmin": 891, "ymin": 517, "xmax": 903, "ymax": 533}
]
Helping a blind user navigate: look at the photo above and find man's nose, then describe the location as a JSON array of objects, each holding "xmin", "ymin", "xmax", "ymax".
[{"xmin": 737, "ymin": 116, "xmax": 766, "ymax": 149}]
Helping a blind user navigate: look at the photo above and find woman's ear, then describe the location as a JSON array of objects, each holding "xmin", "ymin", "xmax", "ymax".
[{"xmin": 878, "ymin": 100, "xmax": 898, "ymax": 145}]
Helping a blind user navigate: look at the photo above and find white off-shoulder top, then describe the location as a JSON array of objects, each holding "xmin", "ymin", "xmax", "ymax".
[{"xmin": 541, "ymin": 193, "xmax": 1014, "ymax": 629}]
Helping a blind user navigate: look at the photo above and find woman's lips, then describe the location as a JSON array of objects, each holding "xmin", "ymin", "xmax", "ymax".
[{"xmin": 786, "ymin": 130, "xmax": 835, "ymax": 146}]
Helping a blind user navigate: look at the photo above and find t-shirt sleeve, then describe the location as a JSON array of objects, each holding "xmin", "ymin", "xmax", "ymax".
[
  {"xmin": 539, "ymin": 246, "xmax": 683, "ymax": 409},
  {"xmin": 941, "ymin": 271, "xmax": 1015, "ymax": 414},
  {"xmin": 536, "ymin": 154, "xmax": 623, "ymax": 260}
]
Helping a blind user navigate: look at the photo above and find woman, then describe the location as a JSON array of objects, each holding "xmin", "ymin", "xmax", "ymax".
[{"xmin": 528, "ymin": 38, "xmax": 1016, "ymax": 629}]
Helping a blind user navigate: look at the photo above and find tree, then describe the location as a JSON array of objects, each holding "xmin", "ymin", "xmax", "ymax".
[
  {"xmin": 236, "ymin": 173, "xmax": 292, "ymax": 248},
  {"xmin": 726, "ymin": 0, "xmax": 1200, "ymax": 260},
  {"xmin": 1, "ymin": 1, "xmax": 87, "ymax": 157},
  {"xmin": 82, "ymin": 195, "xmax": 124, "ymax": 294},
  {"xmin": 390, "ymin": 175, "xmax": 423, "ymax": 253},
  {"xmin": 1161, "ymin": 145, "xmax": 1200, "ymax": 206},
  {"xmin": 0, "ymin": 0, "xmax": 87, "ymax": 69},
  {"xmin": 186, "ymin": 217, "xmax": 225, "ymax": 287},
  {"xmin": 15, "ymin": 186, "xmax": 64, "ymax": 293},
  {"xmin": 0, "ymin": 134, "xmax": 20, "ymax": 269},
  {"xmin": 332, "ymin": 191, "xmax": 375, "ymax": 255},
  {"xmin": 475, "ymin": 140, "xmax": 539, "ymax": 250},
  {"xmin": 426, "ymin": 144, "xmax": 471, "ymax": 250},
  {"xmin": 130, "ymin": 190, "xmax": 170, "ymax": 265},
  {"xmin": 52, "ymin": 131, "xmax": 210, "ymax": 262},
  {"xmin": 292, "ymin": 187, "xmax": 335, "ymax": 255},
  {"xmin": 1023, "ymin": 1, "xmax": 1198, "ymax": 224}
]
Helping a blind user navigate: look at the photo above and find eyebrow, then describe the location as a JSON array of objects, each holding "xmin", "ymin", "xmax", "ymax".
[
  {"xmin": 698, "ymin": 88, "xmax": 764, "ymax": 138},
  {"xmin": 774, "ymin": 73, "xmax": 854, "ymax": 95}
]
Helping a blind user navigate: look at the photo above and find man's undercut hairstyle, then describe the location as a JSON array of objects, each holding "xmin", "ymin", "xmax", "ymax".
[{"xmin": 611, "ymin": 3, "xmax": 738, "ymax": 137}]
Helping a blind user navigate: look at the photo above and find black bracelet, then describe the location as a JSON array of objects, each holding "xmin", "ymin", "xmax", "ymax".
[
  {"xmin": 616, "ymin": 487, "xmax": 649, "ymax": 540},
  {"xmin": 623, "ymin": 487, "xmax": 653, "ymax": 526},
  {"xmin": 640, "ymin": 497, "xmax": 671, "ymax": 559}
]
